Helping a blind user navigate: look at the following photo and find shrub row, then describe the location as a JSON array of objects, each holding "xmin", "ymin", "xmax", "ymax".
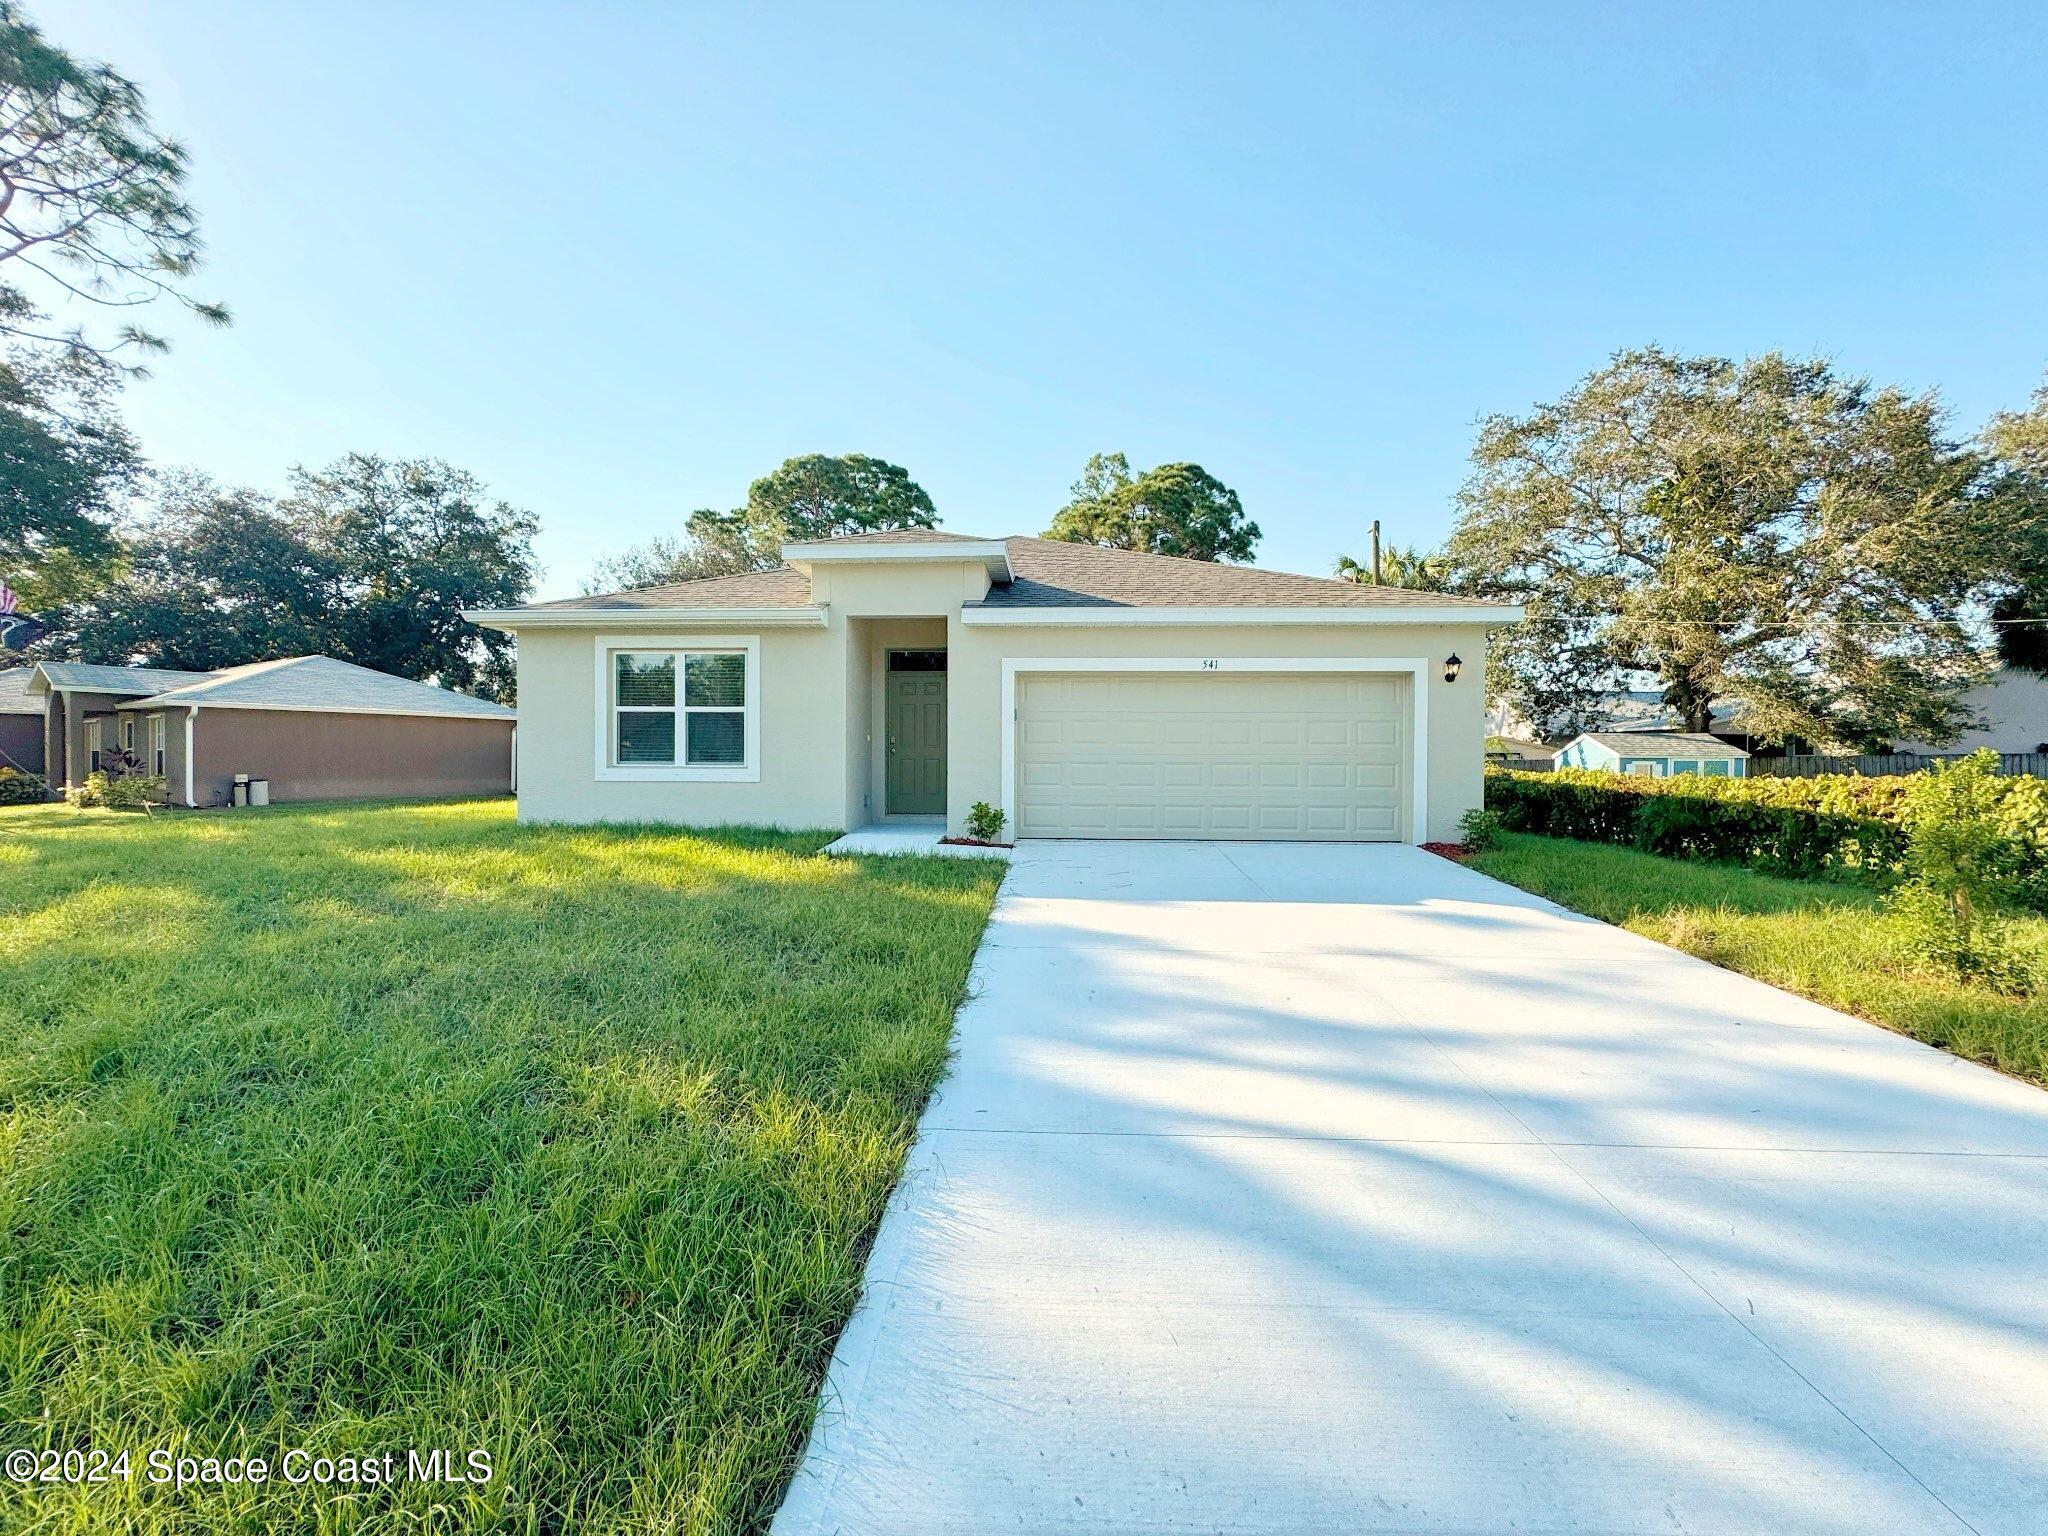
[
  {"xmin": 65, "ymin": 769, "xmax": 166, "ymax": 810},
  {"xmin": 1484, "ymin": 765, "xmax": 2048, "ymax": 908}
]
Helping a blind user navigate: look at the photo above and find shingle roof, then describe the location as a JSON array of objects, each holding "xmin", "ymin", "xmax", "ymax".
[
  {"xmin": 1564, "ymin": 731, "xmax": 1750, "ymax": 760},
  {"xmin": 789, "ymin": 528, "xmax": 989, "ymax": 546},
  {"xmin": 534, "ymin": 532, "xmax": 1507, "ymax": 614},
  {"xmin": 33, "ymin": 662, "xmax": 219, "ymax": 695},
  {"xmin": 982, "ymin": 537, "xmax": 1503, "ymax": 609},
  {"xmin": 519, "ymin": 566, "xmax": 814, "ymax": 612},
  {"xmin": 117, "ymin": 656, "xmax": 514, "ymax": 719},
  {"xmin": 0, "ymin": 666, "xmax": 41, "ymax": 715}
]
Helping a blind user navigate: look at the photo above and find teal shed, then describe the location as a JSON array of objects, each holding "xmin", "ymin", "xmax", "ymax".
[{"xmin": 1551, "ymin": 730, "xmax": 1749, "ymax": 778}]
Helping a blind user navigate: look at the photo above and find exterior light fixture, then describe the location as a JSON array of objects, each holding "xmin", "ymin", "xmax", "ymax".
[{"xmin": 1443, "ymin": 653, "xmax": 1463, "ymax": 684}]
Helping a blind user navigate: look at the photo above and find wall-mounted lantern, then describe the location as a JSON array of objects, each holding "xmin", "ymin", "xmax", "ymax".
[{"xmin": 1443, "ymin": 653, "xmax": 1463, "ymax": 684}]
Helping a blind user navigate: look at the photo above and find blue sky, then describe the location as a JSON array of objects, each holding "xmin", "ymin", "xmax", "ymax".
[{"xmin": 37, "ymin": 2, "xmax": 2048, "ymax": 598}]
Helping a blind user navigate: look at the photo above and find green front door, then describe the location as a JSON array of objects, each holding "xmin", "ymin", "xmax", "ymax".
[{"xmin": 885, "ymin": 660, "xmax": 947, "ymax": 815}]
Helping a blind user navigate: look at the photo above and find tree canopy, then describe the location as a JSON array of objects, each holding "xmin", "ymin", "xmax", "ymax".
[
  {"xmin": 585, "ymin": 453, "xmax": 937, "ymax": 591},
  {"xmin": 584, "ymin": 517, "xmax": 748, "ymax": 594},
  {"xmin": 64, "ymin": 456, "xmax": 535, "ymax": 700},
  {"xmin": 1334, "ymin": 544, "xmax": 1446, "ymax": 591},
  {"xmin": 0, "ymin": 350, "xmax": 135, "ymax": 610},
  {"xmin": 1045, "ymin": 453, "xmax": 1259, "ymax": 562},
  {"xmin": 1982, "ymin": 379, "xmax": 2048, "ymax": 675},
  {"xmin": 1445, "ymin": 347, "xmax": 2012, "ymax": 749},
  {"xmin": 0, "ymin": 2, "xmax": 227, "ymax": 375}
]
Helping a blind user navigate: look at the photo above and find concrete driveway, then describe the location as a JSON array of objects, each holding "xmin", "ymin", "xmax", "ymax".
[{"xmin": 775, "ymin": 842, "xmax": 2048, "ymax": 1535}]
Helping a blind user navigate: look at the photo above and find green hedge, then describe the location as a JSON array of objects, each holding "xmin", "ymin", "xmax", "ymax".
[
  {"xmin": 0, "ymin": 766, "xmax": 46, "ymax": 804},
  {"xmin": 1484, "ymin": 766, "xmax": 2048, "ymax": 909}
]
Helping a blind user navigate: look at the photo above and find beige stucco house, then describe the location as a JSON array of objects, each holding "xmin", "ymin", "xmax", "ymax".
[{"xmin": 469, "ymin": 532, "xmax": 1522, "ymax": 844}]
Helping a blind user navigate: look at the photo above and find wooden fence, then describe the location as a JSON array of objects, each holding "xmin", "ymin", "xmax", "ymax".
[{"xmin": 1749, "ymin": 752, "xmax": 2048, "ymax": 779}]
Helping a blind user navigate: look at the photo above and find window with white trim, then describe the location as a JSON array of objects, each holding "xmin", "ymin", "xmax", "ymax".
[
  {"xmin": 149, "ymin": 715, "xmax": 166, "ymax": 776},
  {"xmin": 610, "ymin": 649, "xmax": 748, "ymax": 768}
]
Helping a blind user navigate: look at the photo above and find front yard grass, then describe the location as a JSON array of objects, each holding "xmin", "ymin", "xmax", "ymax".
[
  {"xmin": 0, "ymin": 798, "xmax": 1003, "ymax": 1533},
  {"xmin": 1469, "ymin": 831, "xmax": 2048, "ymax": 1084}
]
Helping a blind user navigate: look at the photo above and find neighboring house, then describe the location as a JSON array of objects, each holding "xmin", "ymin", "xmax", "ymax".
[
  {"xmin": 25, "ymin": 656, "xmax": 515, "ymax": 807},
  {"xmin": 468, "ymin": 531, "xmax": 1522, "ymax": 844},
  {"xmin": 1892, "ymin": 668, "xmax": 2048, "ymax": 756},
  {"xmin": 0, "ymin": 666, "xmax": 45, "ymax": 774},
  {"xmin": 1552, "ymin": 731, "xmax": 1750, "ymax": 777}
]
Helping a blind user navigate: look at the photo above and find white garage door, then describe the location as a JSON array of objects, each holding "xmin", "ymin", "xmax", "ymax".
[{"xmin": 1016, "ymin": 672, "xmax": 1408, "ymax": 841}]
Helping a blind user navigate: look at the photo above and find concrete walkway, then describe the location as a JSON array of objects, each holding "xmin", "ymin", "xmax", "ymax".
[{"xmin": 775, "ymin": 841, "xmax": 2048, "ymax": 1536}]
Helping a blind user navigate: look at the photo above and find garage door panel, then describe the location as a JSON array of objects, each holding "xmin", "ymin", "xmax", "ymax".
[{"xmin": 1017, "ymin": 672, "xmax": 1408, "ymax": 842}]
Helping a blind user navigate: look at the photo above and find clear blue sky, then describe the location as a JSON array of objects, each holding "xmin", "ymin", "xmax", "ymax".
[{"xmin": 36, "ymin": 1, "xmax": 2048, "ymax": 598}]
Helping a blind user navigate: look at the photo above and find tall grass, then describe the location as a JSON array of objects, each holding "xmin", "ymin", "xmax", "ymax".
[{"xmin": 0, "ymin": 799, "xmax": 1002, "ymax": 1533}]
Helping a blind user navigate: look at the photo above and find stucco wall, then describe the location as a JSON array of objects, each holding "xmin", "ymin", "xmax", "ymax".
[
  {"xmin": 52, "ymin": 689, "xmax": 132, "ymax": 786},
  {"xmin": 514, "ymin": 624, "xmax": 848, "ymax": 826},
  {"xmin": 1894, "ymin": 669, "xmax": 2048, "ymax": 755},
  {"xmin": 509, "ymin": 556, "xmax": 1498, "ymax": 843},
  {"xmin": 947, "ymin": 621, "xmax": 1492, "ymax": 844},
  {"xmin": 190, "ymin": 708, "xmax": 513, "ymax": 806}
]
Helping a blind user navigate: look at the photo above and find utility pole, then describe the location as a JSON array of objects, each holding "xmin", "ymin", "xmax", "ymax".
[{"xmin": 1369, "ymin": 519, "xmax": 1382, "ymax": 586}]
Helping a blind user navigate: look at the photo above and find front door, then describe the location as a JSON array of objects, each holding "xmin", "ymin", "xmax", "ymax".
[{"xmin": 885, "ymin": 652, "xmax": 947, "ymax": 815}]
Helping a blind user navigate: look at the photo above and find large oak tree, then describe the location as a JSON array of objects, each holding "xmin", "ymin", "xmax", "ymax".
[
  {"xmin": 67, "ymin": 456, "xmax": 536, "ymax": 700},
  {"xmin": 1446, "ymin": 347, "xmax": 2010, "ymax": 749}
]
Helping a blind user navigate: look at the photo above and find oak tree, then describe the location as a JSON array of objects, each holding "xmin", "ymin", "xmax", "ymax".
[{"xmin": 1446, "ymin": 347, "xmax": 2006, "ymax": 749}]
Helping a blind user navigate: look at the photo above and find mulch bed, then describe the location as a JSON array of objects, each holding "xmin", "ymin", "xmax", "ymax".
[{"xmin": 1420, "ymin": 841, "xmax": 1474, "ymax": 862}]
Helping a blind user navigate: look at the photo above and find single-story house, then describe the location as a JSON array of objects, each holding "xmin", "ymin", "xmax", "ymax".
[
  {"xmin": 0, "ymin": 665, "xmax": 45, "ymax": 774},
  {"xmin": 1552, "ymin": 731, "xmax": 1750, "ymax": 778},
  {"xmin": 25, "ymin": 656, "xmax": 516, "ymax": 806},
  {"xmin": 467, "ymin": 532, "xmax": 1523, "ymax": 844}
]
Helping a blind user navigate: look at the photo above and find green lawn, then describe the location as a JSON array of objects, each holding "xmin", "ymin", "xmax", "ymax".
[
  {"xmin": 1469, "ymin": 831, "xmax": 2048, "ymax": 1084},
  {"xmin": 0, "ymin": 799, "xmax": 1002, "ymax": 1534}
]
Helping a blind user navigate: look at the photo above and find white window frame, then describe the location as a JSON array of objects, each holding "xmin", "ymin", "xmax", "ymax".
[
  {"xmin": 148, "ymin": 715, "xmax": 166, "ymax": 776},
  {"xmin": 594, "ymin": 633, "xmax": 761, "ymax": 782},
  {"xmin": 1626, "ymin": 761, "xmax": 1664, "ymax": 777}
]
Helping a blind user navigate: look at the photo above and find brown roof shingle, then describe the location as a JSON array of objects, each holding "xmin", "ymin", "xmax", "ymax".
[
  {"xmin": 982, "ymin": 537, "xmax": 1501, "ymax": 610},
  {"xmin": 518, "ymin": 531, "xmax": 1508, "ymax": 613},
  {"xmin": 521, "ymin": 566, "xmax": 815, "ymax": 612}
]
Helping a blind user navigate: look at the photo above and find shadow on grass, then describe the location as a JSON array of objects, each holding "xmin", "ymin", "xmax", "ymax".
[{"xmin": 0, "ymin": 798, "xmax": 1002, "ymax": 1535}]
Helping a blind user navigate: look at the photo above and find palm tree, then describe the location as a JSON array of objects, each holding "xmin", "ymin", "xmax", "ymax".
[{"xmin": 1334, "ymin": 544, "xmax": 1446, "ymax": 591}]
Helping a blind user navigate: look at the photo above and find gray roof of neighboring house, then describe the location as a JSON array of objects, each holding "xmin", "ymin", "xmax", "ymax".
[
  {"xmin": 1562, "ymin": 731, "xmax": 1750, "ymax": 760},
  {"xmin": 117, "ymin": 655, "xmax": 514, "ymax": 719},
  {"xmin": 0, "ymin": 666, "xmax": 42, "ymax": 714},
  {"xmin": 32, "ymin": 661, "xmax": 219, "ymax": 696},
  {"xmin": 530, "ymin": 532, "xmax": 1507, "ymax": 613}
]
